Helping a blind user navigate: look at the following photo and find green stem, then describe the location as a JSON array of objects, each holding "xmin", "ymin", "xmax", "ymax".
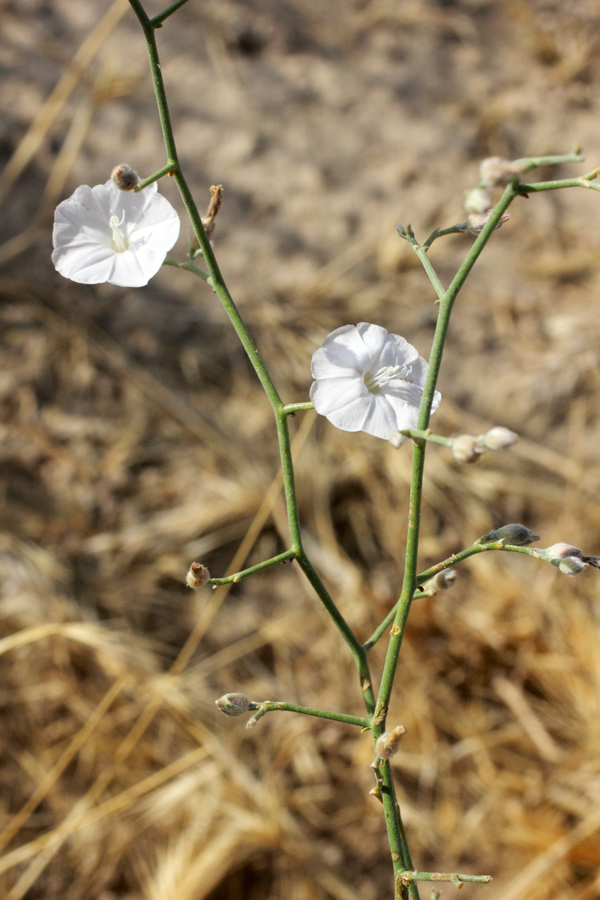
[
  {"xmin": 513, "ymin": 148, "xmax": 583, "ymax": 171},
  {"xmin": 246, "ymin": 701, "xmax": 370, "ymax": 729},
  {"xmin": 400, "ymin": 429, "xmax": 452, "ymax": 448},
  {"xmin": 133, "ymin": 162, "xmax": 175, "ymax": 191},
  {"xmin": 297, "ymin": 550, "xmax": 376, "ymax": 715},
  {"xmin": 401, "ymin": 871, "xmax": 492, "ymax": 885},
  {"xmin": 283, "ymin": 402, "xmax": 314, "ymax": 415},
  {"xmin": 129, "ymin": 0, "xmax": 374, "ymax": 733},
  {"xmin": 397, "ymin": 226, "xmax": 446, "ymax": 299},
  {"xmin": 150, "ymin": 0, "xmax": 191, "ymax": 27},
  {"xmin": 364, "ymin": 540, "xmax": 540, "ymax": 651},
  {"xmin": 208, "ymin": 549, "xmax": 298, "ymax": 586},
  {"xmin": 518, "ymin": 172, "xmax": 600, "ymax": 194},
  {"xmin": 163, "ymin": 258, "xmax": 210, "ymax": 281}
]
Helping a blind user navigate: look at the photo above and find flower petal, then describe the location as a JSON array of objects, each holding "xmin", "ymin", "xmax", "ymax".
[
  {"xmin": 310, "ymin": 375, "xmax": 367, "ymax": 416},
  {"xmin": 361, "ymin": 395, "xmax": 402, "ymax": 439}
]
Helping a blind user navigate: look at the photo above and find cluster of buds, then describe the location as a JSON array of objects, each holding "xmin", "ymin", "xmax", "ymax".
[
  {"xmin": 535, "ymin": 543, "xmax": 600, "ymax": 576},
  {"xmin": 451, "ymin": 426, "xmax": 517, "ymax": 464},
  {"xmin": 458, "ymin": 156, "xmax": 527, "ymax": 236}
]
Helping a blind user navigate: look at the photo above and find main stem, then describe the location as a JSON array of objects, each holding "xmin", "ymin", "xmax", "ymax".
[
  {"xmin": 128, "ymin": 0, "xmax": 375, "ymax": 736},
  {"xmin": 374, "ymin": 181, "xmax": 520, "ymax": 890}
]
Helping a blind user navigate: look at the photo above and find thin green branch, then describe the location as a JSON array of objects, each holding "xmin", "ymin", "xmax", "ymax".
[
  {"xmin": 397, "ymin": 225, "xmax": 446, "ymax": 299},
  {"xmin": 400, "ymin": 429, "xmax": 452, "ymax": 448},
  {"xmin": 163, "ymin": 258, "xmax": 210, "ymax": 281},
  {"xmin": 513, "ymin": 147, "xmax": 583, "ymax": 171},
  {"xmin": 283, "ymin": 402, "xmax": 314, "ymax": 415},
  {"xmin": 128, "ymin": 1, "xmax": 374, "ymax": 744},
  {"xmin": 246, "ymin": 700, "xmax": 370, "ymax": 729},
  {"xmin": 400, "ymin": 871, "xmax": 492, "ymax": 886},
  {"xmin": 297, "ymin": 550, "xmax": 376, "ymax": 716},
  {"xmin": 364, "ymin": 540, "xmax": 540, "ymax": 651},
  {"xmin": 518, "ymin": 170, "xmax": 600, "ymax": 194},
  {"xmin": 150, "ymin": 0, "xmax": 191, "ymax": 28},
  {"xmin": 208, "ymin": 549, "xmax": 298, "ymax": 586},
  {"xmin": 133, "ymin": 162, "xmax": 175, "ymax": 191}
]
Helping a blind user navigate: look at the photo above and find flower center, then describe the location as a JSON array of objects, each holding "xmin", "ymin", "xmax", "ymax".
[
  {"xmin": 364, "ymin": 364, "xmax": 401, "ymax": 394},
  {"xmin": 109, "ymin": 213, "xmax": 129, "ymax": 253}
]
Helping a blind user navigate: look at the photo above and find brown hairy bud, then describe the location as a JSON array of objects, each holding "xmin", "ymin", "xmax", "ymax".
[
  {"xmin": 375, "ymin": 725, "xmax": 406, "ymax": 760},
  {"xmin": 111, "ymin": 163, "xmax": 139, "ymax": 191},
  {"xmin": 464, "ymin": 211, "xmax": 510, "ymax": 236},
  {"xmin": 215, "ymin": 692, "xmax": 250, "ymax": 716},
  {"xmin": 186, "ymin": 562, "xmax": 210, "ymax": 589},
  {"xmin": 483, "ymin": 426, "xmax": 518, "ymax": 451},
  {"xmin": 432, "ymin": 569, "xmax": 457, "ymax": 590},
  {"xmin": 464, "ymin": 187, "xmax": 492, "ymax": 215},
  {"xmin": 481, "ymin": 524, "xmax": 540, "ymax": 546},
  {"xmin": 479, "ymin": 156, "xmax": 526, "ymax": 188},
  {"xmin": 451, "ymin": 434, "xmax": 484, "ymax": 464}
]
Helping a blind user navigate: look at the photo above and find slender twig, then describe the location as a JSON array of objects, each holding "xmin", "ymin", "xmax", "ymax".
[
  {"xmin": 283, "ymin": 402, "xmax": 314, "ymax": 415},
  {"xmin": 246, "ymin": 701, "xmax": 370, "ymax": 729},
  {"xmin": 133, "ymin": 162, "xmax": 175, "ymax": 191},
  {"xmin": 400, "ymin": 871, "xmax": 492, "ymax": 885},
  {"xmin": 150, "ymin": 0, "xmax": 191, "ymax": 28},
  {"xmin": 208, "ymin": 550, "xmax": 298, "ymax": 586}
]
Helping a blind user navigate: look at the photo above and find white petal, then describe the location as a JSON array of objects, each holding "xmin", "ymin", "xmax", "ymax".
[
  {"xmin": 312, "ymin": 324, "xmax": 372, "ymax": 377},
  {"xmin": 356, "ymin": 322, "xmax": 390, "ymax": 366},
  {"xmin": 310, "ymin": 375, "xmax": 367, "ymax": 416},
  {"xmin": 361, "ymin": 395, "xmax": 402, "ymax": 439},
  {"xmin": 51, "ymin": 241, "xmax": 116, "ymax": 284}
]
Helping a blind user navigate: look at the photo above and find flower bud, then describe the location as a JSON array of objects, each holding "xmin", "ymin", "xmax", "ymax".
[
  {"xmin": 480, "ymin": 524, "xmax": 540, "ymax": 546},
  {"xmin": 375, "ymin": 725, "xmax": 406, "ymax": 760},
  {"xmin": 215, "ymin": 692, "xmax": 250, "ymax": 717},
  {"xmin": 464, "ymin": 187, "xmax": 492, "ymax": 215},
  {"xmin": 451, "ymin": 434, "xmax": 484, "ymax": 464},
  {"xmin": 186, "ymin": 562, "xmax": 210, "ymax": 589},
  {"xmin": 389, "ymin": 430, "xmax": 407, "ymax": 449},
  {"xmin": 542, "ymin": 542, "xmax": 581, "ymax": 561},
  {"xmin": 482, "ymin": 427, "xmax": 518, "ymax": 451},
  {"xmin": 432, "ymin": 569, "xmax": 457, "ymax": 590},
  {"xmin": 559, "ymin": 556, "xmax": 587, "ymax": 576},
  {"xmin": 464, "ymin": 211, "xmax": 510, "ymax": 236},
  {"xmin": 111, "ymin": 163, "xmax": 139, "ymax": 191},
  {"xmin": 479, "ymin": 156, "xmax": 526, "ymax": 188}
]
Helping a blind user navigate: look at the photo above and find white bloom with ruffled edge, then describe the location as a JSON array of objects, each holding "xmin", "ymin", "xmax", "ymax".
[
  {"xmin": 310, "ymin": 323, "xmax": 441, "ymax": 441},
  {"xmin": 52, "ymin": 180, "xmax": 180, "ymax": 287}
]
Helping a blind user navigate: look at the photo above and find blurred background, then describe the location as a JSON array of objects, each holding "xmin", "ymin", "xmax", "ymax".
[{"xmin": 1, "ymin": 0, "xmax": 600, "ymax": 898}]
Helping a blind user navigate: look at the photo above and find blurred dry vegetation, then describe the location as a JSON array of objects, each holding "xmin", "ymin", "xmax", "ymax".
[{"xmin": 1, "ymin": 0, "xmax": 600, "ymax": 898}]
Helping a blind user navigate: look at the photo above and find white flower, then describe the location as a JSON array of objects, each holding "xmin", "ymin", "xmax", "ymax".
[
  {"xmin": 310, "ymin": 323, "xmax": 441, "ymax": 440},
  {"xmin": 52, "ymin": 180, "xmax": 180, "ymax": 287}
]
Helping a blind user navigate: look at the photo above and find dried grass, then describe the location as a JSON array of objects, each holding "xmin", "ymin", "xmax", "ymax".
[{"xmin": 1, "ymin": 1, "xmax": 600, "ymax": 898}]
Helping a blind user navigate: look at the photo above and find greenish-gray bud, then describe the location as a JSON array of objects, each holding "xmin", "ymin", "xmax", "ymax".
[{"xmin": 480, "ymin": 524, "xmax": 540, "ymax": 546}]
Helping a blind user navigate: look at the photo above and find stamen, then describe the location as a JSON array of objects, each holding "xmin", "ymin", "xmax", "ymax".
[
  {"xmin": 364, "ymin": 364, "xmax": 402, "ymax": 394},
  {"xmin": 109, "ymin": 212, "xmax": 129, "ymax": 253}
]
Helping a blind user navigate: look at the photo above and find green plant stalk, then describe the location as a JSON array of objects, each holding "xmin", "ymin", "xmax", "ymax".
[
  {"xmin": 518, "ymin": 173, "xmax": 600, "ymax": 194},
  {"xmin": 150, "ymin": 0, "xmax": 191, "ymax": 27},
  {"xmin": 128, "ymin": 0, "xmax": 370, "ymax": 684},
  {"xmin": 208, "ymin": 550, "xmax": 298, "ymax": 586},
  {"xmin": 373, "ymin": 183, "xmax": 521, "ymax": 890},
  {"xmin": 246, "ymin": 701, "xmax": 370, "ymax": 729},
  {"xmin": 133, "ymin": 162, "xmax": 175, "ymax": 191},
  {"xmin": 283, "ymin": 402, "xmax": 315, "ymax": 415},
  {"xmin": 513, "ymin": 149, "xmax": 583, "ymax": 170},
  {"xmin": 401, "ymin": 871, "xmax": 492, "ymax": 885},
  {"xmin": 365, "ymin": 541, "xmax": 540, "ymax": 650},
  {"xmin": 400, "ymin": 429, "xmax": 452, "ymax": 447}
]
